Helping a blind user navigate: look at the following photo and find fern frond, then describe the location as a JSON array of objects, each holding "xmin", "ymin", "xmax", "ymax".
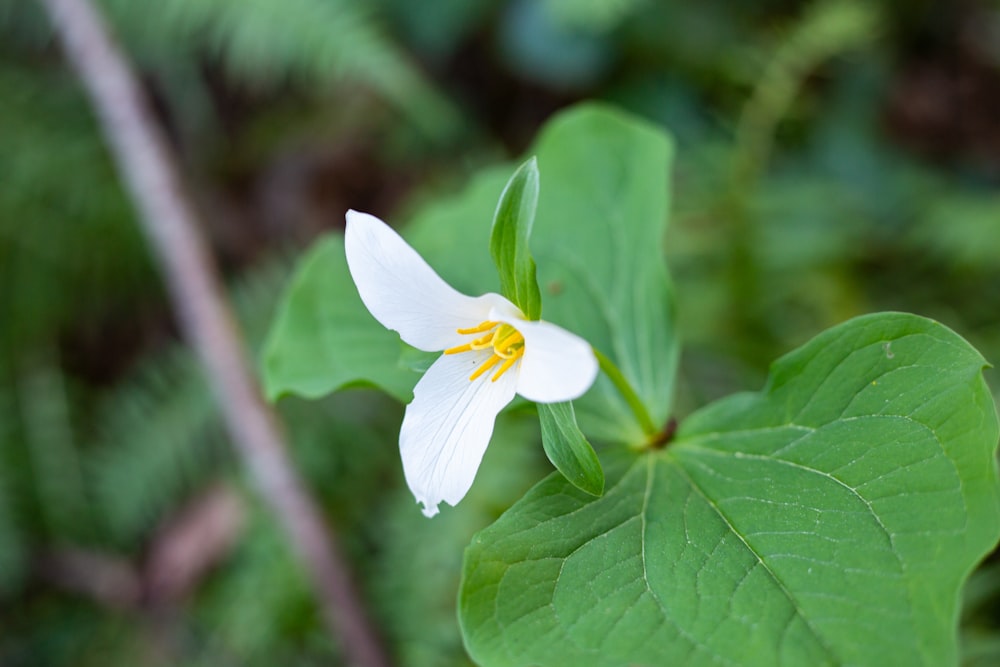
[
  {"xmin": 88, "ymin": 251, "xmax": 295, "ymax": 547},
  {"xmin": 0, "ymin": 61, "xmax": 155, "ymax": 353},
  {"xmin": 89, "ymin": 346, "xmax": 225, "ymax": 548},
  {"xmin": 17, "ymin": 352, "xmax": 93, "ymax": 542},
  {"xmin": 192, "ymin": 510, "xmax": 334, "ymax": 664},
  {"xmin": 0, "ymin": 384, "xmax": 27, "ymax": 596},
  {"xmin": 100, "ymin": 0, "xmax": 459, "ymax": 138},
  {"xmin": 544, "ymin": 0, "xmax": 649, "ymax": 31}
]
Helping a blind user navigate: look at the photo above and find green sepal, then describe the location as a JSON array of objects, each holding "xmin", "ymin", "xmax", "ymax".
[
  {"xmin": 537, "ymin": 401, "xmax": 604, "ymax": 496},
  {"xmin": 490, "ymin": 157, "xmax": 543, "ymax": 320}
]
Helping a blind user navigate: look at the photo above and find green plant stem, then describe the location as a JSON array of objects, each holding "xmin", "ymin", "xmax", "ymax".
[{"xmin": 593, "ymin": 348, "xmax": 657, "ymax": 438}]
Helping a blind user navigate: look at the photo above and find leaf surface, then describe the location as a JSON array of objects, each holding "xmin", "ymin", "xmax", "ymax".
[{"xmin": 460, "ymin": 313, "xmax": 1000, "ymax": 666}]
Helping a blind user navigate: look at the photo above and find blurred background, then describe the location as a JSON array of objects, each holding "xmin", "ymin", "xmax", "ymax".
[{"xmin": 1, "ymin": 0, "xmax": 999, "ymax": 664}]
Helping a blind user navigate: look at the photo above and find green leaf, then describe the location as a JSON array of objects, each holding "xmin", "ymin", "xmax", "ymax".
[
  {"xmin": 533, "ymin": 104, "xmax": 676, "ymax": 442},
  {"xmin": 262, "ymin": 234, "xmax": 417, "ymax": 402},
  {"xmin": 537, "ymin": 402, "xmax": 604, "ymax": 496},
  {"xmin": 490, "ymin": 157, "xmax": 542, "ymax": 321},
  {"xmin": 460, "ymin": 313, "xmax": 1000, "ymax": 666}
]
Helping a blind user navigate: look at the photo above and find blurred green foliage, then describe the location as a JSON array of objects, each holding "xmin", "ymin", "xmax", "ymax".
[{"xmin": 0, "ymin": 0, "xmax": 998, "ymax": 665}]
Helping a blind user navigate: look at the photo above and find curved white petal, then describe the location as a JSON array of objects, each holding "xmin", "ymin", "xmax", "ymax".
[
  {"xmin": 344, "ymin": 210, "xmax": 508, "ymax": 351},
  {"xmin": 511, "ymin": 319, "xmax": 598, "ymax": 403},
  {"xmin": 399, "ymin": 350, "xmax": 518, "ymax": 517}
]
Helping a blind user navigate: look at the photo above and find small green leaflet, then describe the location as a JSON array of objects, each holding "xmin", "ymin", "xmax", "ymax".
[{"xmin": 460, "ymin": 313, "xmax": 1000, "ymax": 667}]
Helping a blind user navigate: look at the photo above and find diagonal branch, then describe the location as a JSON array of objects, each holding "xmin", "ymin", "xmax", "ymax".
[{"xmin": 36, "ymin": 0, "xmax": 390, "ymax": 664}]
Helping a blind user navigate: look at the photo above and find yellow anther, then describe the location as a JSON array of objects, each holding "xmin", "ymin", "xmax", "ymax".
[{"xmin": 447, "ymin": 320, "xmax": 526, "ymax": 382}]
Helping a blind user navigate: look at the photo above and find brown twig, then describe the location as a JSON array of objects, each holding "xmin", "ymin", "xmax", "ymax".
[{"xmin": 36, "ymin": 0, "xmax": 390, "ymax": 664}]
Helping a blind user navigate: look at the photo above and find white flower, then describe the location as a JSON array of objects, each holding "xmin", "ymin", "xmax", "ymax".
[{"xmin": 345, "ymin": 210, "xmax": 598, "ymax": 517}]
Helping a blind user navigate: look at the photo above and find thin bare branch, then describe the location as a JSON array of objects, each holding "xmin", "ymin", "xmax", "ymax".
[{"xmin": 36, "ymin": 0, "xmax": 390, "ymax": 664}]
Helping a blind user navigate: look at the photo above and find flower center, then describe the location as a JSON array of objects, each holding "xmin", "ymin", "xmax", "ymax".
[{"xmin": 443, "ymin": 320, "xmax": 525, "ymax": 382}]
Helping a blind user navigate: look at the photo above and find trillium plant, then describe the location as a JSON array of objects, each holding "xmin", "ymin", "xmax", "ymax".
[{"xmin": 264, "ymin": 105, "xmax": 1000, "ymax": 666}]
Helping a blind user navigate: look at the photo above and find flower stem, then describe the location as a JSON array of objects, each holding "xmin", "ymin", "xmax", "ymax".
[{"xmin": 593, "ymin": 348, "xmax": 657, "ymax": 438}]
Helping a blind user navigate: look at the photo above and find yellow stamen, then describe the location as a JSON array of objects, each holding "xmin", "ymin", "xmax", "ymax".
[
  {"xmin": 469, "ymin": 354, "xmax": 502, "ymax": 381},
  {"xmin": 491, "ymin": 355, "xmax": 519, "ymax": 382},
  {"xmin": 494, "ymin": 331, "xmax": 524, "ymax": 357},
  {"xmin": 447, "ymin": 320, "xmax": 526, "ymax": 382},
  {"xmin": 444, "ymin": 331, "xmax": 497, "ymax": 355}
]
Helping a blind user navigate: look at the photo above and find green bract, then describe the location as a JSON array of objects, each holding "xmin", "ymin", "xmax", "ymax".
[{"xmin": 460, "ymin": 313, "xmax": 1000, "ymax": 666}]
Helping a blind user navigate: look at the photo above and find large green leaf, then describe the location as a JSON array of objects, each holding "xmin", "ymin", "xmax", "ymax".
[
  {"xmin": 533, "ymin": 105, "xmax": 676, "ymax": 442},
  {"xmin": 264, "ymin": 104, "xmax": 677, "ymax": 448},
  {"xmin": 460, "ymin": 313, "xmax": 1000, "ymax": 666}
]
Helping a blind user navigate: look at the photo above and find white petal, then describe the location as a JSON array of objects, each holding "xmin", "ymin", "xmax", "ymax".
[
  {"xmin": 344, "ymin": 210, "xmax": 508, "ymax": 351},
  {"xmin": 511, "ymin": 319, "xmax": 598, "ymax": 403},
  {"xmin": 399, "ymin": 351, "xmax": 518, "ymax": 517}
]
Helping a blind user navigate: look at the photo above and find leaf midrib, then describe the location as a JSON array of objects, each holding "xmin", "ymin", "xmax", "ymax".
[{"xmin": 665, "ymin": 451, "xmax": 841, "ymax": 662}]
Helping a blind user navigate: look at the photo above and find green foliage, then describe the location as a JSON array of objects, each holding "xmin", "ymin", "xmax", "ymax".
[
  {"xmin": 732, "ymin": 0, "xmax": 880, "ymax": 190},
  {"xmin": 0, "ymin": 61, "xmax": 154, "ymax": 352},
  {"xmin": 490, "ymin": 157, "xmax": 542, "ymax": 321},
  {"xmin": 266, "ymin": 105, "xmax": 679, "ymax": 447},
  {"xmin": 99, "ymin": 0, "xmax": 458, "ymax": 138},
  {"xmin": 0, "ymin": 386, "xmax": 26, "ymax": 597},
  {"xmin": 90, "ymin": 348, "xmax": 223, "ymax": 547},
  {"xmin": 195, "ymin": 512, "xmax": 331, "ymax": 664},
  {"xmin": 92, "ymin": 255, "xmax": 296, "ymax": 547},
  {"xmin": 544, "ymin": 0, "xmax": 648, "ymax": 31},
  {"xmin": 18, "ymin": 354, "xmax": 92, "ymax": 542},
  {"xmin": 461, "ymin": 314, "xmax": 1000, "ymax": 666}
]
